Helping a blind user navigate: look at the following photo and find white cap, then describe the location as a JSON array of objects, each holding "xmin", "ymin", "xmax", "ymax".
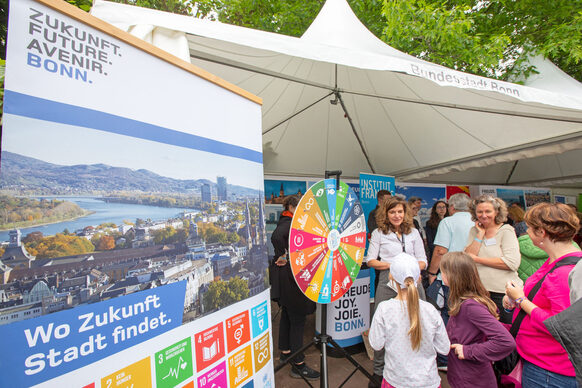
[{"xmin": 390, "ymin": 253, "xmax": 420, "ymax": 288}]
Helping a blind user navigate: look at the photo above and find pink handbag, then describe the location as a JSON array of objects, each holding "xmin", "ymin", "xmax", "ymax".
[{"xmin": 499, "ymin": 358, "xmax": 523, "ymax": 388}]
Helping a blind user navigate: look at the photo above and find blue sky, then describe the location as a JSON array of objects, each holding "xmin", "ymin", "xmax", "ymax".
[{"xmin": 2, "ymin": 114, "xmax": 264, "ymax": 190}]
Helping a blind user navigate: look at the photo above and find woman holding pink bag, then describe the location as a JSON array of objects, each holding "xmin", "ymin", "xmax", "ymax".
[{"xmin": 504, "ymin": 203, "xmax": 581, "ymax": 388}]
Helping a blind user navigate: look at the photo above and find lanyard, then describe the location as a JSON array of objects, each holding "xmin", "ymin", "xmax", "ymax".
[{"xmin": 396, "ymin": 233, "xmax": 406, "ymax": 253}]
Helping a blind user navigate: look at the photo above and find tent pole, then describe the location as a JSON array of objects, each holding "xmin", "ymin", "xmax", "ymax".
[
  {"xmin": 263, "ymin": 92, "xmax": 335, "ymax": 135},
  {"xmin": 505, "ymin": 160, "xmax": 519, "ymax": 184},
  {"xmin": 336, "ymin": 91, "xmax": 376, "ymax": 173}
]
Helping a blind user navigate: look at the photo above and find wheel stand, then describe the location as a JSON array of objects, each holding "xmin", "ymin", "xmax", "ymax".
[
  {"xmin": 274, "ymin": 303, "xmax": 375, "ymax": 388},
  {"xmin": 275, "ymin": 170, "xmax": 375, "ymax": 387}
]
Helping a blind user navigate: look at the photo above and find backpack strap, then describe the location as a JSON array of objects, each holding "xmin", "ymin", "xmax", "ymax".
[{"xmin": 509, "ymin": 255, "xmax": 581, "ymax": 337}]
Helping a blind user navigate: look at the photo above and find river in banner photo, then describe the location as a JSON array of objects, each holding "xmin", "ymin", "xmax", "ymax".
[{"xmin": 0, "ymin": 197, "xmax": 197, "ymax": 242}]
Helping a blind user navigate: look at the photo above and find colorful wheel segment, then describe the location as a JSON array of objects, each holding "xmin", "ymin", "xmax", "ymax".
[{"xmin": 289, "ymin": 179, "xmax": 366, "ymax": 304}]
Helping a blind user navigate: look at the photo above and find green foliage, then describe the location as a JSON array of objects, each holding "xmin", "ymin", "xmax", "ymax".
[
  {"xmin": 98, "ymin": 222, "xmax": 118, "ymax": 229},
  {"xmin": 203, "ymin": 276, "xmax": 250, "ymax": 310},
  {"xmin": 25, "ymin": 233, "xmax": 95, "ymax": 258},
  {"xmin": 227, "ymin": 231, "xmax": 240, "ymax": 244},
  {"xmin": 197, "ymin": 222, "xmax": 230, "ymax": 244},
  {"xmin": 108, "ymin": 0, "xmax": 194, "ymax": 16},
  {"xmin": 191, "ymin": 0, "xmax": 582, "ymax": 82},
  {"xmin": 0, "ymin": 1, "xmax": 7, "ymax": 60},
  {"xmin": 106, "ymin": 193, "xmax": 196, "ymax": 209},
  {"xmin": 200, "ymin": 0, "xmax": 323, "ymax": 36},
  {"xmin": 348, "ymin": 0, "xmax": 385, "ymax": 37},
  {"xmin": 0, "ymin": 195, "xmax": 91, "ymax": 230},
  {"xmin": 54, "ymin": 0, "xmax": 582, "ymax": 85},
  {"xmin": 151, "ymin": 225, "xmax": 189, "ymax": 244},
  {"xmin": 381, "ymin": 0, "xmax": 582, "ymax": 82},
  {"xmin": 65, "ymin": 0, "xmax": 92, "ymax": 12},
  {"xmin": 176, "ymin": 0, "xmax": 581, "ymax": 81}
]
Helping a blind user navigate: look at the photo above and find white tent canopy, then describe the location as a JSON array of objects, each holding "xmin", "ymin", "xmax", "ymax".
[
  {"xmin": 92, "ymin": 0, "xmax": 582, "ymax": 187},
  {"xmin": 517, "ymin": 55, "xmax": 582, "ymax": 98}
]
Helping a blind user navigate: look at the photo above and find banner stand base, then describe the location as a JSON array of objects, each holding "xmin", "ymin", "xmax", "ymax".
[
  {"xmin": 315, "ymin": 341, "xmax": 366, "ymax": 358},
  {"xmin": 274, "ymin": 304, "xmax": 374, "ymax": 388}
]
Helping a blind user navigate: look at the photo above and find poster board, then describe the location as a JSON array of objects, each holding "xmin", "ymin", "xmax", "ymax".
[
  {"xmin": 394, "ymin": 182, "xmax": 447, "ymax": 229},
  {"xmin": 315, "ymin": 268, "xmax": 370, "ymax": 347},
  {"xmin": 471, "ymin": 186, "xmax": 551, "ymax": 209},
  {"xmin": 0, "ymin": 0, "xmax": 273, "ymax": 386}
]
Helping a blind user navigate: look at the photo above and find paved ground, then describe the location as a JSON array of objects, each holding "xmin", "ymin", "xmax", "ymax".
[{"xmin": 271, "ymin": 302, "xmax": 450, "ymax": 388}]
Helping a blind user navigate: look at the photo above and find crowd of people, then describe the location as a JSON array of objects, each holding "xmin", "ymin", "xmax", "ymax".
[
  {"xmin": 367, "ymin": 193, "xmax": 582, "ymax": 388},
  {"xmin": 269, "ymin": 191, "xmax": 582, "ymax": 388}
]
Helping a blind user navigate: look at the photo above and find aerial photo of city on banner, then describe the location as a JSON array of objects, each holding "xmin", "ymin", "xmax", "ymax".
[{"xmin": 0, "ymin": 116, "xmax": 269, "ymax": 327}]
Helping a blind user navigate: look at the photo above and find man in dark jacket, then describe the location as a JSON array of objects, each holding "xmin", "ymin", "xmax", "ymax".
[{"xmin": 270, "ymin": 195, "xmax": 319, "ymax": 380}]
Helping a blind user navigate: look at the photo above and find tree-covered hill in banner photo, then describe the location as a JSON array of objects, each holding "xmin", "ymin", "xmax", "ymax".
[{"xmin": 0, "ymin": 151, "xmax": 258, "ymax": 196}]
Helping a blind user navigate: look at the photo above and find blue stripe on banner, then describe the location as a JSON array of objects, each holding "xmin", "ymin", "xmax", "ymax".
[{"xmin": 3, "ymin": 90, "xmax": 263, "ymax": 164}]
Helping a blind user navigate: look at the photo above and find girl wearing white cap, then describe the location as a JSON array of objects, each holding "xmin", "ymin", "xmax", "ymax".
[{"xmin": 369, "ymin": 253, "xmax": 450, "ymax": 388}]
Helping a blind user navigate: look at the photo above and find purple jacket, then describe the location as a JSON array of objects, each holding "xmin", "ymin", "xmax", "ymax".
[{"xmin": 446, "ymin": 299, "xmax": 516, "ymax": 388}]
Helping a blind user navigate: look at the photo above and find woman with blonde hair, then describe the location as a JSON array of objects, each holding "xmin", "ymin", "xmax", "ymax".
[
  {"xmin": 366, "ymin": 197, "xmax": 428, "ymax": 386},
  {"xmin": 369, "ymin": 253, "xmax": 450, "ymax": 388},
  {"xmin": 464, "ymin": 195, "xmax": 521, "ymax": 323},
  {"xmin": 441, "ymin": 252, "xmax": 515, "ymax": 388}
]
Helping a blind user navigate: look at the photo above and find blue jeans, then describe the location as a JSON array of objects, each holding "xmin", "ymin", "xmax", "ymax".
[{"xmin": 522, "ymin": 359, "xmax": 578, "ymax": 388}]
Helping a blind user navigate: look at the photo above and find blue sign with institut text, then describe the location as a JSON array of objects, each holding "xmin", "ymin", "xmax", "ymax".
[
  {"xmin": 0, "ymin": 281, "xmax": 186, "ymax": 387},
  {"xmin": 359, "ymin": 173, "xmax": 395, "ymax": 298}
]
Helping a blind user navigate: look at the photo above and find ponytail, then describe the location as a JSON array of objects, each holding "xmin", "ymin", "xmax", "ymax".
[{"xmin": 404, "ymin": 277, "xmax": 422, "ymax": 351}]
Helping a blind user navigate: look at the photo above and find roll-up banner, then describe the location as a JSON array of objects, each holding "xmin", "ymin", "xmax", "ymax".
[{"xmin": 0, "ymin": 0, "xmax": 273, "ymax": 386}]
